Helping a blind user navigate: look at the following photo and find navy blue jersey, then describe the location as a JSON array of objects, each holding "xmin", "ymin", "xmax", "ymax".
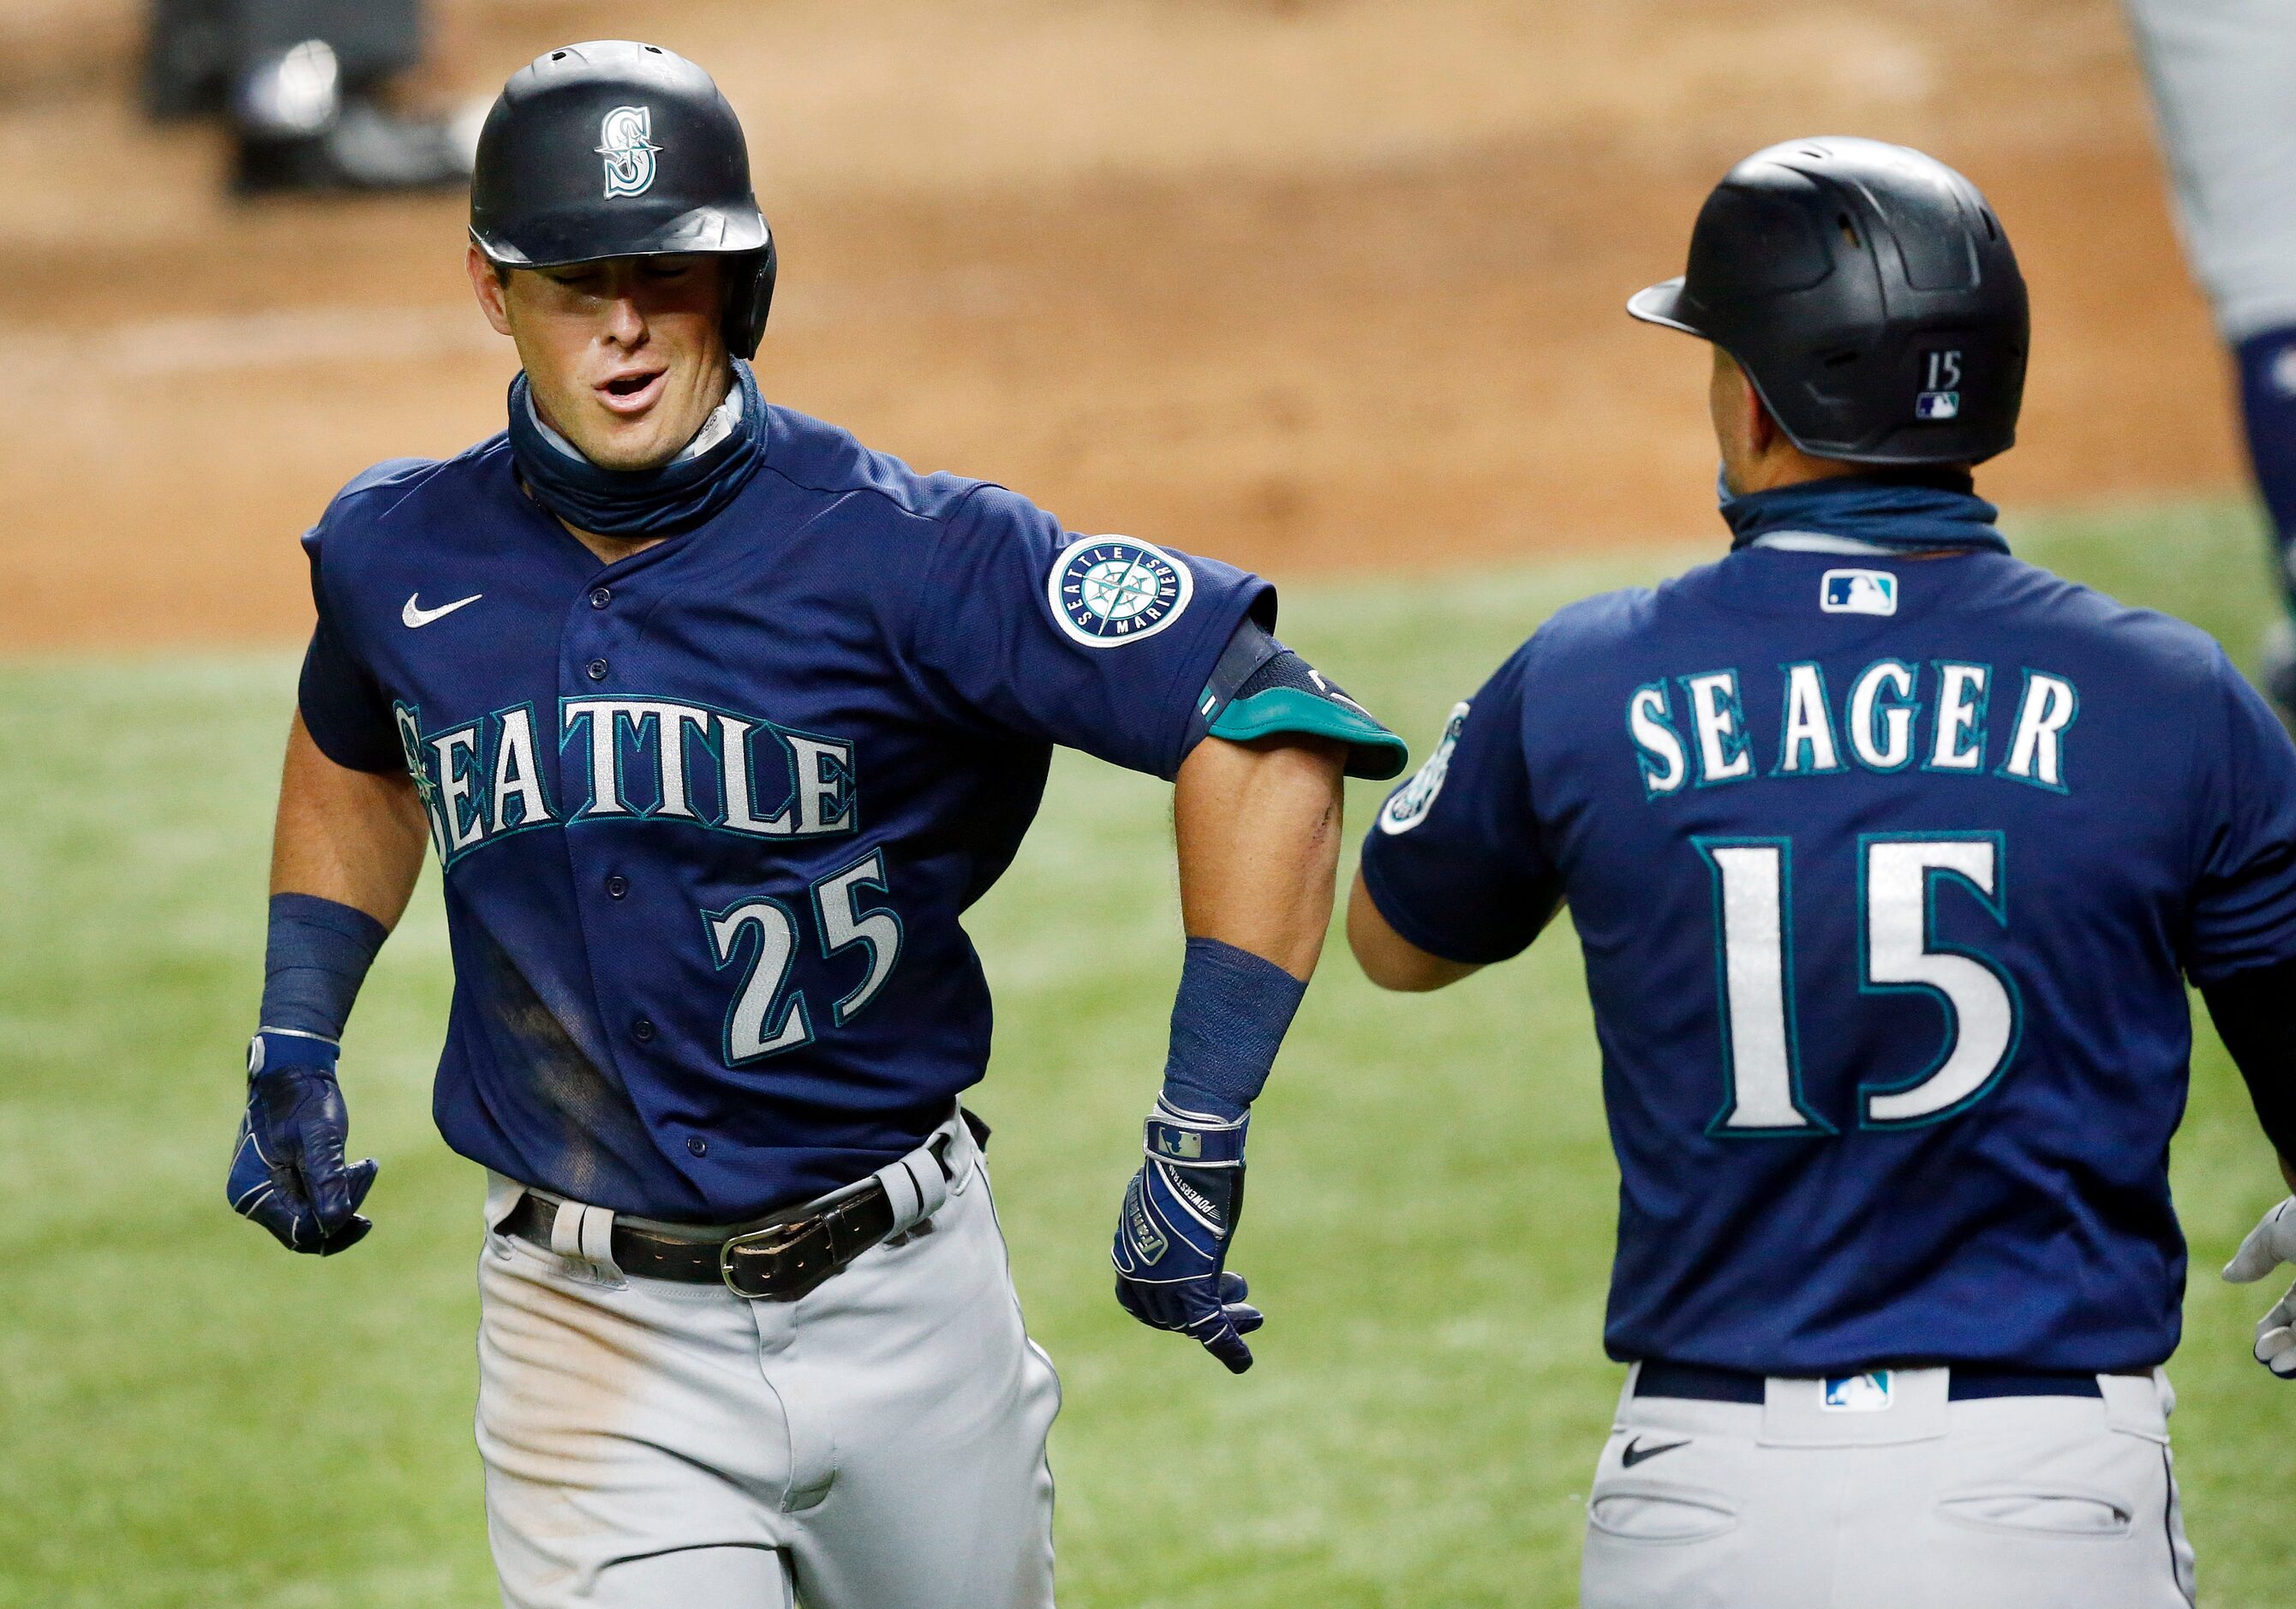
[
  {"xmin": 1361, "ymin": 540, "xmax": 2296, "ymax": 1375},
  {"xmin": 299, "ymin": 405, "xmax": 1272, "ymax": 1221}
]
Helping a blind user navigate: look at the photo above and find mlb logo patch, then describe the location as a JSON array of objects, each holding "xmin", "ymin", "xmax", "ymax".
[
  {"xmin": 1821, "ymin": 1372, "xmax": 1894, "ymax": 1412},
  {"xmin": 1917, "ymin": 351, "xmax": 1964, "ymax": 421},
  {"xmin": 1821, "ymin": 569, "xmax": 1898, "ymax": 616}
]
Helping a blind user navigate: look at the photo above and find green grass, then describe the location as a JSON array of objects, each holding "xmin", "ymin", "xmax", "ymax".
[{"xmin": 2, "ymin": 497, "xmax": 2292, "ymax": 1606}]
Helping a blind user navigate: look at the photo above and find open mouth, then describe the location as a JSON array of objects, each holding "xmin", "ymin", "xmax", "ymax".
[{"xmin": 595, "ymin": 368, "xmax": 667, "ymax": 415}]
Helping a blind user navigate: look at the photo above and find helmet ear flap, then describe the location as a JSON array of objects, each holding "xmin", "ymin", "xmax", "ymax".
[{"xmin": 725, "ymin": 236, "xmax": 777, "ymax": 361}]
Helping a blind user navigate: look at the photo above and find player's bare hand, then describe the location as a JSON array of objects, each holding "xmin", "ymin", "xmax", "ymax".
[
  {"xmin": 2222, "ymin": 1196, "xmax": 2296, "ymax": 1379},
  {"xmin": 227, "ymin": 1032, "xmax": 379, "ymax": 1256},
  {"xmin": 1111, "ymin": 1099, "xmax": 1262, "ymax": 1373}
]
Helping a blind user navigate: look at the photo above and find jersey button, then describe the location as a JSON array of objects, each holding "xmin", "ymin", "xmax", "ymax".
[
  {"xmin": 589, "ymin": 586, "xmax": 612, "ymax": 610},
  {"xmin": 606, "ymin": 875, "xmax": 629, "ymax": 899},
  {"xmin": 631, "ymin": 1017, "xmax": 655, "ymax": 1044},
  {"xmin": 585, "ymin": 657, "xmax": 610, "ymax": 682},
  {"xmin": 686, "ymin": 1136, "xmax": 709, "ymax": 1157}
]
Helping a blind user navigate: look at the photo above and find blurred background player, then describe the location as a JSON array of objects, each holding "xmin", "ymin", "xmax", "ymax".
[
  {"xmin": 2122, "ymin": 0, "xmax": 2296, "ymax": 718},
  {"xmin": 1351, "ymin": 138, "xmax": 2296, "ymax": 1607},
  {"xmin": 141, "ymin": 0, "xmax": 472, "ymax": 194}
]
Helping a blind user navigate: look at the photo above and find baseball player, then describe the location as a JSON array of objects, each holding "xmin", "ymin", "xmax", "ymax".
[
  {"xmin": 225, "ymin": 41, "xmax": 1404, "ymax": 1608},
  {"xmin": 2120, "ymin": 0, "xmax": 2296, "ymax": 719},
  {"xmin": 1348, "ymin": 138, "xmax": 2296, "ymax": 1607}
]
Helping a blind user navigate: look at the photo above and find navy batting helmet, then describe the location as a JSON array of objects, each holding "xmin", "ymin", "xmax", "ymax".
[
  {"xmin": 469, "ymin": 41, "xmax": 776, "ymax": 359},
  {"xmin": 1629, "ymin": 137, "xmax": 2028, "ymax": 466}
]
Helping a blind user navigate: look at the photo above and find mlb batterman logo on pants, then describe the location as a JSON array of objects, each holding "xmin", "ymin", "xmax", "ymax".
[{"xmin": 225, "ymin": 36, "xmax": 1408, "ymax": 1609}]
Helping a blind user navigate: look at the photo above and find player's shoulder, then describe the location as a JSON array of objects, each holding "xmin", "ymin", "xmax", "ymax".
[
  {"xmin": 1511, "ymin": 581, "xmax": 1673, "ymax": 684},
  {"xmin": 1975, "ymin": 553, "xmax": 2236, "ymax": 690},
  {"xmin": 1535, "ymin": 552, "xmax": 1777, "ymax": 654},
  {"xmin": 1421, "ymin": 587, "xmax": 1670, "ymax": 732},
  {"xmin": 314, "ymin": 454, "xmax": 446, "ymax": 529},
  {"xmin": 758, "ymin": 404, "xmax": 994, "ymax": 531},
  {"xmin": 305, "ymin": 436, "xmax": 511, "ymax": 552}
]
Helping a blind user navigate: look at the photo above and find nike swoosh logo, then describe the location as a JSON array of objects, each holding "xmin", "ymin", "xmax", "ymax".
[
  {"xmin": 402, "ymin": 591, "xmax": 483, "ymax": 628},
  {"xmin": 1621, "ymin": 1436, "xmax": 1689, "ymax": 1468}
]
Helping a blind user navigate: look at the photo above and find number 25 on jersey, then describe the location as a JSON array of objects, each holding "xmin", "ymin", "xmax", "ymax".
[
  {"xmin": 703, "ymin": 850, "xmax": 904, "ymax": 1066},
  {"xmin": 1698, "ymin": 832, "xmax": 2019, "ymax": 1135}
]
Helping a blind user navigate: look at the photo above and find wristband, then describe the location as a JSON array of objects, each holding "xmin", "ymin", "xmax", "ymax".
[
  {"xmin": 261, "ymin": 893, "xmax": 387, "ymax": 1042},
  {"xmin": 1160, "ymin": 937, "xmax": 1307, "ymax": 1122}
]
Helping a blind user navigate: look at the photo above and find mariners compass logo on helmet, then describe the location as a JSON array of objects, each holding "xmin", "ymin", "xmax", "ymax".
[
  {"xmin": 597, "ymin": 105, "xmax": 661, "ymax": 199},
  {"xmin": 1048, "ymin": 535, "xmax": 1195, "ymax": 648}
]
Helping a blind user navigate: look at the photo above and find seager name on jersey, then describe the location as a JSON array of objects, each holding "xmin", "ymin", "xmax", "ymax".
[
  {"xmin": 1627, "ymin": 660, "xmax": 2078, "ymax": 798},
  {"xmin": 392, "ymin": 696, "xmax": 856, "ymax": 864}
]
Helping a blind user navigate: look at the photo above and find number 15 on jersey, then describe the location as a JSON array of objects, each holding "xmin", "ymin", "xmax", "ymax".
[{"xmin": 1698, "ymin": 832, "xmax": 2020, "ymax": 1136}]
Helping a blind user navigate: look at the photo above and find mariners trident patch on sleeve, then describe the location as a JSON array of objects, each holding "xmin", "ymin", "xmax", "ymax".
[
  {"xmin": 1049, "ymin": 535, "xmax": 1194, "ymax": 647},
  {"xmin": 1377, "ymin": 701, "xmax": 1470, "ymax": 834}
]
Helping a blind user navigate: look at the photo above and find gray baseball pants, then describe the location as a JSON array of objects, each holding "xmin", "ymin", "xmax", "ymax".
[
  {"xmin": 2123, "ymin": 0, "xmax": 2296, "ymax": 339},
  {"xmin": 474, "ymin": 1111, "xmax": 1061, "ymax": 1608},
  {"xmin": 1581, "ymin": 1364, "xmax": 2197, "ymax": 1609}
]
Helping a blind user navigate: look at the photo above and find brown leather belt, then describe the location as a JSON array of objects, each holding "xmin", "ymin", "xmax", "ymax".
[{"xmin": 501, "ymin": 1131, "xmax": 957, "ymax": 1301}]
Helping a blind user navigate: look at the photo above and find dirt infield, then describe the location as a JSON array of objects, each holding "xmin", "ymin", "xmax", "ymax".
[{"xmin": 0, "ymin": 0, "xmax": 2243, "ymax": 649}]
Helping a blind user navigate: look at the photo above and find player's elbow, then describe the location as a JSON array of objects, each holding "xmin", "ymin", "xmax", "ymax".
[
  {"xmin": 1354, "ymin": 948, "xmax": 1452, "ymax": 993},
  {"xmin": 1346, "ymin": 874, "xmax": 1476, "ymax": 992}
]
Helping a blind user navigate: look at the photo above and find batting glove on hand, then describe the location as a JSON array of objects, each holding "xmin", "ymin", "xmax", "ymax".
[
  {"xmin": 1110, "ymin": 1098, "xmax": 1263, "ymax": 1373},
  {"xmin": 2223, "ymin": 1196, "xmax": 2296, "ymax": 1379},
  {"xmin": 227, "ymin": 1032, "xmax": 378, "ymax": 1256}
]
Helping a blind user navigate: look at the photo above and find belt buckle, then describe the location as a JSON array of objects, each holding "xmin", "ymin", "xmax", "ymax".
[{"xmin": 720, "ymin": 1214, "xmax": 833, "ymax": 1301}]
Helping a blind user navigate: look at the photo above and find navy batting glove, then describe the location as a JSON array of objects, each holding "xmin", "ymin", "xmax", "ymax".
[
  {"xmin": 227, "ymin": 1031, "xmax": 378, "ymax": 1256},
  {"xmin": 1111, "ymin": 1098, "xmax": 1263, "ymax": 1373}
]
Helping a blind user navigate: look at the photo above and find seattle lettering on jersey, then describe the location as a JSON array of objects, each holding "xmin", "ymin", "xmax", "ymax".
[
  {"xmin": 392, "ymin": 697, "xmax": 857, "ymax": 864},
  {"xmin": 1627, "ymin": 661, "xmax": 2078, "ymax": 799}
]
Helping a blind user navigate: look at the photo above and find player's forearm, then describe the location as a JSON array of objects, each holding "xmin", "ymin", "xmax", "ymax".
[
  {"xmin": 270, "ymin": 714, "xmax": 428, "ymax": 926},
  {"xmin": 1109, "ymin": 732, "xmax": 1345, "ymax": 1367},
  {"xmin": 1172, "ymin": 733, "xmax": 1347, "ymax": 979},
  {"xmin": 2197, "ymin": 956, "xmax": 2296, "ymax": 1191},
  {"xmin": 254, "ymin": 716, "xmax": 428, "ymax": 1046}
]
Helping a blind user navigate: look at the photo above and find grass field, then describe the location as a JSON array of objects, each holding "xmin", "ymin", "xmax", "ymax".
[{"xmin": 3, "ymin": 499, "xmax": 2293, "ymax": 1607}]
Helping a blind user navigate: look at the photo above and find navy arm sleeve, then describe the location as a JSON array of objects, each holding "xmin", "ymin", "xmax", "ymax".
[
  {"xmin": 1191, "ymin": 619, "xmax": 1410, "ymax": 781},
  {"xmin": 2183, "ymin": 646, "xmax": 2296, "ymax": 984},
  {"xmin": 1356, "ymin": 645, "xmax": 1564, "ymax": 966},
  {"xmin": 904, "ymin": 486, "xmax": 1274, "ymax": 780},
  {"xmin": 296, "ymin": 517, "xmax": 404, "ymax": 777}
]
